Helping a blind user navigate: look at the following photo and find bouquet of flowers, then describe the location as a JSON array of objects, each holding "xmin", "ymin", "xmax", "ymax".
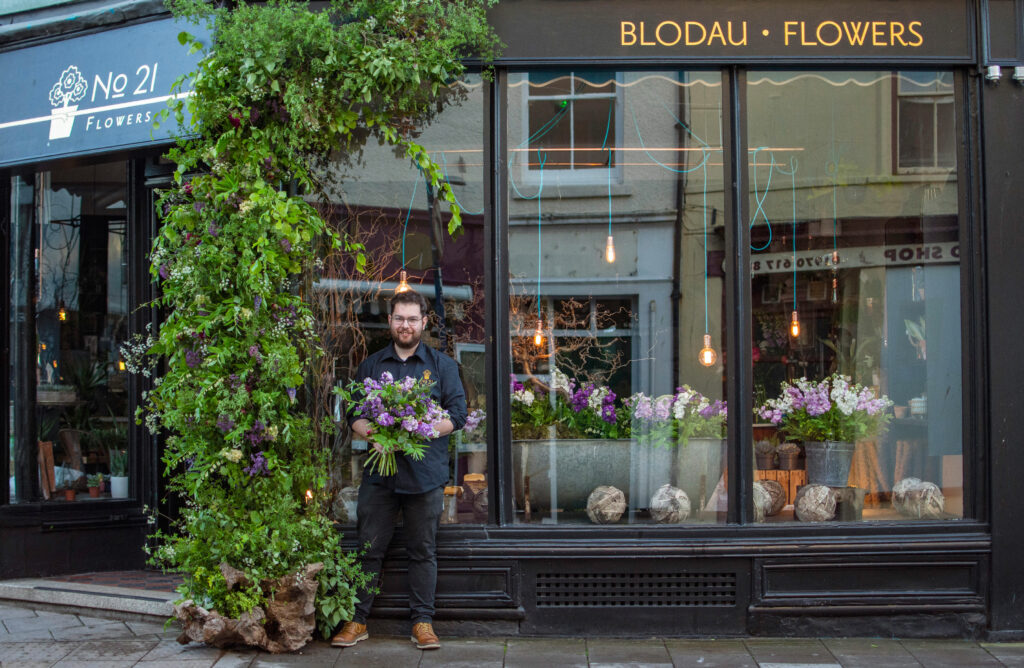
[
  {"xmin": 336, "ymin": 371, "xmax": 450, "ymax": 476},
  {"xmin": 756, "ymin": 374, "xmax": 892, "ymax": 442},
  {"xmin": 628, "ymin": 385, "xmax": 727, "ymax": 448}
]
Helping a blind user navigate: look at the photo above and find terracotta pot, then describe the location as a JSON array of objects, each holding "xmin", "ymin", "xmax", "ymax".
[
  {"xmin": 64, "ymin": 489, "xmax": 76, "ymax": 501},
  {"xmin": 88, "ymin": 486, "xmax": 100, "ymax": 498}
]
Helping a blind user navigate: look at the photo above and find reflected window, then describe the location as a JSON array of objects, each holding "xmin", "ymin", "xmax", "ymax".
[
  {"xmin": 507, "ymin": 70, "xmax": 727, "ymax": 525},
  {"xmin": 747, "ymin": 71, "xmax": 962, "ymax": 523}
]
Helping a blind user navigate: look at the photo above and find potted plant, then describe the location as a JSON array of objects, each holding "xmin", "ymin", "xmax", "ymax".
[
  {"xmin": 108, "ymin": 448, "xmax": 129, "ymax": 498},
  {"xmin": 757, "ymin": 374, "xmax": 892, "ymax": 487},
  {"xmin": 776, "ymin": 442, "xmax": 802, "ymax": 470},
  {"xmin": 86, "ymin": 473, "xmax": 103, "ymax": 498},
  {"xmin": 754, "ymin": 440, "xmax": 776, "ymax": 470}
]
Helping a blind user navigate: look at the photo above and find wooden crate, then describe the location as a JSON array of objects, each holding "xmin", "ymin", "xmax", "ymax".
[{"xmin": 755, "ymin": 468, "xmax": 807, "ymax": 506}]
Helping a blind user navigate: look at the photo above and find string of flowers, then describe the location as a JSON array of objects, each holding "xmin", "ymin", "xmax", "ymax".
[{"xmin": 134, "ymin": 0, "xmax": 499, "ymax": 642}]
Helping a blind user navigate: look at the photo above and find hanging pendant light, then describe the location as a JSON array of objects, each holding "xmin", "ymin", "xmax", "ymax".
[
  {"xmin": 698, "ymin": 333, "xmax": 717, "ymax": 367},
  {"xmin": 533, "ymin": 318, "xmax": 544, "ymax": 347},
  {"xmin": 395, "ymin": 269, "xmax": 411, "ymax": 294},
  {"xmin": 605, "ymin": 235, "xmax": 616, "ymax": 263},
  {"xmin": 58, "ymin": 302, "xmax": 67, "ymax": 322},
  {"xmin": 789, "ymin": 309, "xmax": 801, "ymax": 338}
]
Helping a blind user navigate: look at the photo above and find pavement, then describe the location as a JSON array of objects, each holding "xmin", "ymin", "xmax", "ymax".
[{"xmin": 1, "ymin": 573, "xmax": 1024, "ymax": 667}]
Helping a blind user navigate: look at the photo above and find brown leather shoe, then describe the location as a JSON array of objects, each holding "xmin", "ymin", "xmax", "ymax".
[
  {"xmin": 330, "ymin": 621, "xmax": 368, "ymax": 647},
  {"xmin": 410, "ymin": 621, "xmax": 440, "ymax": 649}
]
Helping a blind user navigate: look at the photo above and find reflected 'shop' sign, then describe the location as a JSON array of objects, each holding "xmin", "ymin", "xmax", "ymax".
[{"xmin": 0, "ymin": 19, "xmax": 209, "ymax": 168}]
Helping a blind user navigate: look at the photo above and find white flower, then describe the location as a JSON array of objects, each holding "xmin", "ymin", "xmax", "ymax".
[
  {"xmin": 513, "ymin": 389, "xmax": 535, "ymax": 406},
  {"xmin": 550, "ymin": 368, "xmax": 571, "ymax": 393},
  {"xmin": 588, "ymin": 386, "xmax": 609, "ymax": 412}
]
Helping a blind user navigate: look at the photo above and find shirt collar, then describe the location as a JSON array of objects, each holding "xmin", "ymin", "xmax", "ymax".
[{"xmin": 384, "ymin": 342, "xmax": 427, "ymax": 363}]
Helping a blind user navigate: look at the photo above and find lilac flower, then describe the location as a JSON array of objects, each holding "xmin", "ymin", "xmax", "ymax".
[
  {"xmin": 216, "ymin": 415, "xmax": 235, "ymax": 433},
  {"xmin": 415, "ymin": 422, "xmax": 436, "ymax": 439},
  {"xmin": 464, "ymin": 409, "xmax": 485, "ymax": 434},
  {"xmin": 510, "ymin": 374, "xmax": 525, "ymax": 393},
  {"xmin": 159, "ymin": 264, "xmax": 170, "ymax": 280},
  {"xmin": 280, "ymin": 238, "xmax": 292, "ymax": 253},
  {"xmin": 193, "ymin": 201, "xmax": 204, "ymax": 214},
  {"xmin": 402, "ymin": 416, "xmax": 418, "ymax": 432},
  {"xmin": 185, "ymin": 349, "xmax": 202, "ymax": 368},
  {"xmin": 254, "ymin": 295, "xmax": 262, "ymax": 310},
  {"xmin": 286, "ymin": 387, "xmax": 297, "ymax": 402},
  {"xmin": 243, "ymin": 451, "xmax": 270, "ymax": 477},
  {"xmin": 376, "ymin": 413, "xmax": 395, "ymax": 427},
  {"xmin": 246, "ymin": 420, "xmax": 267, "ymax": 445},
  {"xmin": 381, "ymin": 371, "xmax": 394, "ymax": 383}
]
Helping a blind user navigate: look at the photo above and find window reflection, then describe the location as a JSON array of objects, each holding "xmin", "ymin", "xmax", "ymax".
[
  {"xmin": 508, "ymin": 71, "xmax": 727, "ymax": 525},
  {"xmin": 747, "ymin": 71, "xmax": 962, "ymax": 522}
]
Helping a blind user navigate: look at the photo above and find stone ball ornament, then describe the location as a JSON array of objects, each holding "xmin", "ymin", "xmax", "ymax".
[
  {"xmin": 795, "ymin": 484, "xmax": 837, "ymax": 522},
  {"xmin": 587, "ymin": 485, "xmax": 627, "ymax": 524},
  {"xmin": 752, "ymin": 481, "xmax": 772, "ymax": 522},
  {"xmin": 649, "ymin": 484, "xmax": 691, "ymax": 523},
  {"xmin": 756, "ymin": 479, "xmax": 786, "ymax": 516},
  {"xmin": 892, "ymin": 477, "xmax": 945, "ymax": 519}
]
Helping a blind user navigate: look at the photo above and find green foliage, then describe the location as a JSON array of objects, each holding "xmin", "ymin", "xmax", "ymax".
[{"xmin": 141, "ymin": 0, "xmax": 498, "ymax": 640}]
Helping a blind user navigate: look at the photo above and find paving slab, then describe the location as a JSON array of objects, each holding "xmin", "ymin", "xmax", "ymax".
[
  {"xmin": 981, "ymin": 641, "xmax": 1024, "ymax": 667},
  {"xmin": 586, "ymin": 638, "xmax": 673, "ymax": 667},
  {"xmin": 901, "ymin": 638, "xmax": 1005, "ymax": 667},
  {"xmin": 0, "ymin": 624, "xmax": 55, "ymax": 641},
  {"xmin": 0, "ymin": 603, "xmax": 41, "ymax": 620},
  {"xmin": 51, "ymin": 619, "xmax": 142, "ymax": 641},
  {"xmin": 3, "ymin": 610, "xmax": 83, "ymax": 634},
  {"xmin": 333, "ymin": 635, "xmax": 425, "ymax": 666},
  {"xmin": 126, "ymin": 619, "xmax": 180, "ymax": 639},
  {"xmin": 51, "ymin": 659, "xmax": 138, "ymax": 667},
  {"xmin": 664, "ymin": 638, "xmax": 757, "ymax": 667},
  {"xmin": 0, "ymin": 639, "xmax": 76, "ymax": 664},
  {"xmin": 505, "ymin": 637, "xmax": 587, "ymax": 667},
  {"xmin": 212, "ymin": 648, "xmax": 258, "ymax": 667},
  {"xmin": 822, "ymin": 638, "xmax": 922, "ymax": 668},
  {"xmin": 744, "ymin": 638, "xmax": 839, "ymax": 667},
  {"xmin": 248, "ymin": 640, "xmax": 341, "ymax": 667},
  {"xmin": 418, "ymin": 637, "xmax": 507, "ymax": 667},
  {"xmin": 139, "ymin": 638, "xmax": 225, "ymax": 662},
  {"xmin": 60, "ymin": 637, "xmax": 160, "ymax": 662}
]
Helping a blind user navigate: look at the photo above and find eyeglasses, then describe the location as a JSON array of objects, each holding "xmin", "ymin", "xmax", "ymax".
[{"xmin": 391, "ymin": 316, "xmax": 423, "ymax": 325}]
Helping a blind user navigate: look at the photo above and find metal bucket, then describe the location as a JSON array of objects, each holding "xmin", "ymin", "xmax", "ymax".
[{"xmin": 804, "ymin": 440, "xmax": 855, "ymax": 487}]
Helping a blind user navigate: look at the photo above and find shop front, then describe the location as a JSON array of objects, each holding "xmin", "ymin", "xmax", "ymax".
[
  {"xmin": 0, "ymin": 13, "xmax": 205, "ymax": 577},
  {"xmin": 3, "ymin": 0, "xmax": 1024, "ymax": 639}
]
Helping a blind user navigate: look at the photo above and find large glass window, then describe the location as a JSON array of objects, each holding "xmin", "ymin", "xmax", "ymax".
[
  {"xmin": 7, "ymin": 162, "xmax": 132, "ymax": 504},
  {"xmin": 747, "ymin": 71, "xmax": 962, "ymax": 523},
  {"xmin": 317, "ymin": 76, "xmax": 487, "ymax": 524},
  {"xmin": 507, "ymin": 70, "xmax": 727, "ymax": 525}
]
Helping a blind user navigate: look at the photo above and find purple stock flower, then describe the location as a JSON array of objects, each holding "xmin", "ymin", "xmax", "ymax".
[
  {"xmin": 376, "ymin": 413, "xmax": 395, "ymax": 427},
  {"xmin": 243, "ymin": 451, "xmax": 270, "ymax": 477},
  {"xmin": 193, "ymin": 201, "xmax": 204, "ymax": 214},
  {"xmin": 280, "ymin": 238, "xmax": 292, "ymax": 253},
  {"xmin": 216, "ymin": 415, "xmax": 235, "ymax": 433},
  {"xmin": 254, "ymin": 295, "xmax": 262, "ymax": 310},
  {"xmin": 510, "ymin": 374, "xmax": 524, "ymax": 393},
  {"xmin": 402, "ymin": 416, "xmax": 418, "ymax": 432},
  {"xmin": 185, "ymin": 349, "xmax": 202, "ymax": 368},
  {"xmin": 286, "ymin": 387, "xmax": 297, "ymax": 402},
  {"xmin": 159, "ymin": 264, "xmax": 170, "ymax": 280},
  {"xmin": 246, "ymin": 420, "xmax": 267, "ymax": 445},
  {"xmin": 248, "ymin": 345, "xmax": 262, "ymax": 362}
]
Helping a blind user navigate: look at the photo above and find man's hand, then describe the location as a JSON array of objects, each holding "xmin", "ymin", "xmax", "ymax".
[{"xmin": 351, "ymin": 418, "xmax": 384, "ymax": 454}]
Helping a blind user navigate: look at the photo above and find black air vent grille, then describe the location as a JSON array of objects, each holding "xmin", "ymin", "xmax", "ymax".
[{"xmin": 535, "ymin": 572, "xmax": 737, "ymax": 607}]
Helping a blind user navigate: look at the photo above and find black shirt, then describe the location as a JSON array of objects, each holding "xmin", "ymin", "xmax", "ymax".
[{"xmin": 349, "ymin": 342, "xmax": 467, "ymax": 494}]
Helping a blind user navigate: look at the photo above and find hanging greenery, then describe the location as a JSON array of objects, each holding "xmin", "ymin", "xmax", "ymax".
[{"xmin": 138, "ymin": 0, "xmax": 499, "ymax": 641}]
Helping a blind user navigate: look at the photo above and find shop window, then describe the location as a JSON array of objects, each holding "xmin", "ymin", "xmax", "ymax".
[
  {"xmin": 513, "ymin": 70, "xmax": 623, "ymax": 187},
  {"xmin": 747, "ymin": 70, "xmax": 962, "ymax": 523},
  {"xmin": 507, "ymin": 70, "xmax": 727, "ymax": 525},
  {"xmin": 318, "ymin": 76, "xmax": 488, "ymax": 524},
  {"xmin": 7, "ymin": 162, "xmax": 132, "ymax": 504},
  {"xmin": 895, "ymin": 71, "xmax": 955, "ymax": 172}
]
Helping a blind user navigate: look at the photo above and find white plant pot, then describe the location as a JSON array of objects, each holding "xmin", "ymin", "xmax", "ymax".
[
  {"xmin": 49, "ymin": 105, "xmax": 78, "ymax": 140},
  {"xmin": 110, "ymin": 476, "xmax": 129, "ymax": 499}
]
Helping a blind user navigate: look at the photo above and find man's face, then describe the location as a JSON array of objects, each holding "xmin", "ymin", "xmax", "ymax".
[{"xmin": 389, "ymin": 302, "xmax": 425, "ymax": 349}]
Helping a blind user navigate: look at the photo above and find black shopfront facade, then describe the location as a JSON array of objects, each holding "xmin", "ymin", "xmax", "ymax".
[{"xmin": 3, "ymin": 0, "xmax": 1024, "ymax": 640}]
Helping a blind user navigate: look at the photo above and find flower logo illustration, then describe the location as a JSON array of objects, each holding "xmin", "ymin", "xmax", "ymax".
[
  {"xmin": 49, "ymin": 66, "xmax": 87, "ymax": 108},
  {"xmin": 48, "ymin": 65, "xmax": 88, "ymax": 140}
]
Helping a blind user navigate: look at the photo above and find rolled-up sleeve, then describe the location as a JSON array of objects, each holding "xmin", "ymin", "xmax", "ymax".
[{"xmin": 437, "ymin": 356, "xmax": 468, "ymax": 430}]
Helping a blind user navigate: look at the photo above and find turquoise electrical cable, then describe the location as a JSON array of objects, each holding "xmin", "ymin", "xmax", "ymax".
[{"xmin": 401, "ymin": 175, "xmax": 420, "ymax": 267}]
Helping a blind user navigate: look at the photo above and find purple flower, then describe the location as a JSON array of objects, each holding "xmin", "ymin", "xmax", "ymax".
[
  {"xmin": 216, "ymin": 415, "xmax": 235, "ymax": 432},
  {"xmin": 249, "ymin": 108, "xmax": 260, "ymax": 124},
  {"xmin": 185, "ymin": 349, "xmax": 202, "ymax": 368},
  {"xmin": 254, "ymin": 295, "xmax": 262, "ymax": 311},
  {"xmin": 381, "ymin": 371, "xmax": 394, "ymax": 383},
  {"xmin": 402, "ymin": 417, "xmax": 418, "ymax": 432},
  {"xmin": 159, "ymin": 264, "xmax": 170, "ymax": 280},
  {"xmin": 228, "ymin": 114, "xmax": 241, "ymax": 128},
  {"xmin": 243, "ymin": 451, "xmax": 270, "ymax": 477},
  {"xmin": 228, "ymin": 374, "xmax": 242, "ymax": 389},
  {"xmin": 415, "ymin": 422, "xmax": 436, "ymax": 439},
  {"xmin": 510, "ymin": 374, "xmax": 524, "ymax": 393},
  {"xmin": 246, "ymin": 420, "xmax": 267, "ymax": 445},
  {"xmin": 376, "ymin": 413, "xmax": 395, "ymax": 427},
  {"xmin": 280, "ymin": 238, "xmax": 292, "ymax": 253},
  {"xmin": 286, "ymin": 387, "xmax": 297, "ymax": 402},
  {"xmin": 193, "ymin": 201, "xmax": 204, "ymax": 214},
  {"xmin": 207, "ymin": 223, "xmax": 219, "ymax": 237},
  {"xmin": 248, "ymin": 345, "xmax": 262, "ymax": 362}
]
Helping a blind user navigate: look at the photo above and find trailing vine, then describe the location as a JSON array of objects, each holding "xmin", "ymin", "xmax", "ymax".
[{"xmin": 140, "ymin": 0, "xmax": 498, "ymax": 639}]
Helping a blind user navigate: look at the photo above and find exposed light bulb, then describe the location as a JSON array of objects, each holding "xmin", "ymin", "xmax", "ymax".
[
  {"xmin": 395, "ymin": 269, "xmax": 411, "ymax": 293},
  {"xmin": 790, "ymin": 310, "xmax": 801, "ymax": 338},
  {"xmin": 58, "ymin": 305, "xmax": 67, "ymax": 322},
  {"xmin": 831, "ymin": 250, "xmax": 839, "ymax": 265},
  {"xmin": 605, "ymin": 235, "xmax": 616, "ymax": 263},
  {"xmin": 533, "ymin": 319, "xmax": 544, "ymax": 347},
  {"xmin": 305, "ymin": 489, "xmax": 313, "ymax": 504},
  {"xmin": 118, "ymin": 360, "xmax": 126, "ymax": 371},
  {"xmin": 698, "ymin": 333, "xmax": 717, "ymax": 367}
]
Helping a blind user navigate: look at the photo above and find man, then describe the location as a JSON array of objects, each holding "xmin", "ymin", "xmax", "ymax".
[{"xmin": 332, "ymin": 290, "xmax": 467, "ymax": 651}]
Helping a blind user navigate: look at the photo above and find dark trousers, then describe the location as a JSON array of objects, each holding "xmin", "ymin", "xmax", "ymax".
[{"xmin": 352, "ymin": 480, "xmax": 443, "ymax": 624}]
